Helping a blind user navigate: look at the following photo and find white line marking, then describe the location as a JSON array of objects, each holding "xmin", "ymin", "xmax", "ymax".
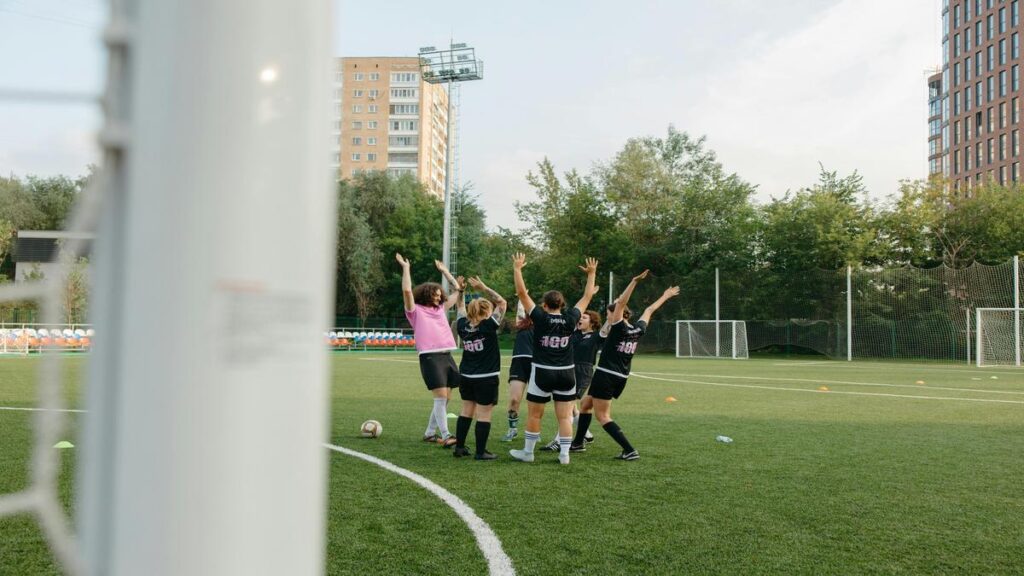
[
  {"xmin": 357, "ymin": 357, "xmax": 419, "ymax": 364},
  {"xmin": 631, "ymin": 373, "xmax": 1024, "ymax": 405},
  {"xmin": 634, "ymin": 371, "xmax": 1024, "ymax": 395},
  {"xmin": 772, "ymin": 361, "xmax": 833, "ymax": 366},
  {"xmin": 324, "ymin": 443, "xmax": 516, "ymax": 576},
  {"xmin": 0, "ymin": 406, "xmax": 85, "ymax": 413}
]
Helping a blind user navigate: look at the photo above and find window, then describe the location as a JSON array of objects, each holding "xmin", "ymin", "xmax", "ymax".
[
  {"xmin": 368, "ymin": 105, "xmax": 378, "ymax": 113},
  {"xmin": 351, "ymin": 137, "xmax": 361, "ymax": 145},
  {"xmin": 1000, "ymin": 70, "xmax": 1008, "ymax": 96},
  {"xmin": 988, "ymin": 138, "xmax": 995, "ymax": 163},
  {"xmin": 332, "ymin": 152, "xmax": 340, "ymax": 164},
  {"xmin": 977, "ymin": 142, "xmax": 984, "ymax": 166},
  {"xmin": 351, "ymin": 169, "xmax": 361, "ymax": 177},
  {"xmin": 954, "ymin": 91, "xmax": 961, "ymax": 115},
  {"xmin": 1000, "ymin": 7, "xmax": 1006, "ymax": 33},
  {"xmin": 368, "ymin": 89, "xmax": 379, "ymax": 98},
  {"xmin": 388, "ymin": 152, "xmax": 418, "ymax": 164},
  {"xmin": 390, "ymin": 88, "xmax": 419, "ymax": 99},
  {"xmin": 987, "ymin": 14, "xmax": 995, "ymax": 39},
  {"xmin": 390, "ymin": 72, "xmax": 418, "ymax": 83},
  {"xmin": 967, "ymin": 115, "xmax": 974, "ymax": 140},
  {"xmin": 351, "ymin": 153, "xmax": 361, "ymax": 161},
  {"xmin": 367, "ymin": 120, "xmax": 378, "ymax": 129},
  {"xmin": 1015, "ymin": 129, "xmax": 1020, "ymax": 155},
  {"xmin": 353, "ymin": 89, "xmax": 364, "ymax": 97},
  {"xmin": 1000, "ymin": 165, "xmax": 1007, "ymax": 185},
  {"xmin": 1000, "ymin": 39, "xmax": 1007, "ymax": 65},
  {"xmin": 988, "ymin": 76, "xmax": 995, "ymax": 101},
  {"xmin": 367, "ymin": 153, "xmax": 377, "ymax": 162},
  {"xmin": 1002, "ymin": 102, "xmax": 1008, "ymax": 128},
  {"xmin": 955, "ymin": 149, "xmax": 961, "ymax": 174},
  {"xmin": 966, "ymin": 56, "xmax": 973, "ymax": 81},
  {"xmin": 977, "ymin": 81, "xmax": 984, "ymax": 106},
  {"xmin": 966, "ymin": 86, "xmax": 973, "ymax": 111},
  {"xmin": 1014, "ymin": 65, "xmax": 1020, "ymax": 91},
  {"xmin": 955, "ymin": 3, "xmax": 962, "ymax": 27},
  {"xmin": 369, "ymin": 73, "xmax": 380, "ymax": 81},
  {"xmin": 1014, "ymin": 0, "xmax": 1020, "ymax": 26},
  {"xmin": 988, "ymin": 45, "xmax": 995, "ymax": 71},
  {"xmin": 351, "ymin": 121, "xmax": 362, "ymax": 130},
  {"xmin": 391, "ymin": 119, "xmax": 418, "ymax": 131},
  {"xmin": 352, "ymin": 105, "xmax": 362, "ymax": 113},
  {"xmin": 976, "ymin": 21, "xmax": 983, "ymax": 45},
  {"xmin": 954, "ymin": 63, "xmax": 961, "ymax": 88},
  {"xmin": 1013, "ymin": 162, "xmax": 1020, "ymax": 181},
  {"xmin": 976, "ymin": 51, "xmax": 983, "ymax": 76},
  {"xmin": 967, "ymin": 145, "xmax": 974, "ymax": 169},
  {"xmin": 989, "ymin": 106, "xmax": 995, "ymax": 132},
  {"xmin": 389, "ymin": 104, "xmax": 420, "ymax": 115},
  {"xmin": 367, "ymin": 137, "xmax": 377, "ymax": 146},
  {"xmin": 1014, "ymin": 97, "xmax": 1020, "ymax": 123},
  {"xmin": 389, "ymin": 135, "xmax": 417, "ymax": 146},
  {"xmin": 334, "ymin": 71, "xmax": 343, "ymax": 83},
  {"xmin": 955, "ymin": 120, "xmax": 961, "ymax": 144},
  {"xmin": 1013, "ymin": 33, "xmax": 1020, "ymax": 59},
  {"xmin": 1001, "ymin": 133, "xmax": 1008, "ymax": 160},
  {"xmin": 955, "ymin": 33, "xmax": 962, "ymax": 58},
  {"xmin": 353, "ymin": 73, "xmax": 364, "ymax": 81}
]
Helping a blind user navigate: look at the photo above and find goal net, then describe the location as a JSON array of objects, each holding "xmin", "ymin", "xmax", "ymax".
[
  {"xmin": 976, "ymin": 308, "xmax": 1023, "ymax": 367},
  {"xmin": 676, "ymin": 320, "xmax": 749, "ymax": 359}
]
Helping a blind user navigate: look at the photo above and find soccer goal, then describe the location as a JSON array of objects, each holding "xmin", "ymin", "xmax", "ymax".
[
  {"xmin": 675, "ymin": 320, "xmax": 749, "ymax": 359},
  {"xmin": 976, "ymin": 308, "xmax": 1023, "ymax": 367}
]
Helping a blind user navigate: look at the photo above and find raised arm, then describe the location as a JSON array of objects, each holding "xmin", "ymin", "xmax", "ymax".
[
  {"xmin": 572, "ymin": 257, "xmax": 599, "ymax": 313},
  {"xmin": 396, "ymin": 253, "xmax": 415, "ymax": 312},
  {"xmin": 511, "ymin": 253, "xmax": 535, "ymax": 312},
  {"xmin": 639, "ymin": 286, "xmax": 680, "ymax": 325},
  {"xmin": 468, "ymin": 276, "xmax": 507, "ymax": 317},
  {"xmin": 435, "ymin": 260, "xmax": 463, "ymax": 310},
  {"xmin": 609, "ymin": 269, "xmax": 649, "ymax": 324},
  {"xmin": 454, "ymin": 276, "xmax": 468, "ymax": 317}
]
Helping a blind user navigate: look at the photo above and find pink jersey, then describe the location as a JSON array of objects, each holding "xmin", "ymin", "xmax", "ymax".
[{"xmin": 405, "ymin": 304, "xmax": 457, "ymax": 354}]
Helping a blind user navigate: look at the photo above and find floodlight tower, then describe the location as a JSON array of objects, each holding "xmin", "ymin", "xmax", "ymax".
[{"xmin": 418, "ymin": 42, "xmax": 483, "ymax": 291}]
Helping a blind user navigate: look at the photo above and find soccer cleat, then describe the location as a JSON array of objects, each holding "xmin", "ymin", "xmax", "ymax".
[
  {"xmin": 422, "ymin": 434, "xmax": 440, "ymax": 443},
  {"xmin": 474, "ymin": 451, "xmax": 498, "ymax": 461},
  {"xmin": 558, "ymin": 453, "xmax": 570, "ymax": 465},
  {"xmin": 501, "ymin": 428, "xmax": 518, "ymax": 442},
  {"xmin": 452, "ymin": 446, "xmax": 471, "ymax": 458},
  {"xmin": 539, "ymin": 439, "xmax": 560, "ymax": 452},
  {"xmin": 509, "ymin": 449, "xmax": 534, "ymax": 462},
  {"xmin": 584, "ymin": 431, "xmax": 595, "ymax": 443},
  {"xmin": 569, "ymin": 444, "xmax": 586, "ymax": 453},
  {"xmin": 438, "ymin": 435, "xmax": 457, "ymax": 448},
  {"xmin": 615, "ymin": 450, "xmax": 639, "ymax": 461}
]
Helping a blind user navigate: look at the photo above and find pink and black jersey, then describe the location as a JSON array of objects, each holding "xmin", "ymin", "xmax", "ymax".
[
  {"xmin": 596, "ymin": 319, "xmax": 647, "ymax": 378},
  {"xmin": 405, "ymin": 304, "xmax": 457, "ymax": 354},
  {"xmin": 456, "ymin": 313, "xmax": 502, "ymax": 377}
]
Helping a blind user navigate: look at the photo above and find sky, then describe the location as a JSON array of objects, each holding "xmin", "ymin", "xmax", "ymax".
[{"xmin": 0, "ymin": 0, "xmax": 943, "ymax": 231}]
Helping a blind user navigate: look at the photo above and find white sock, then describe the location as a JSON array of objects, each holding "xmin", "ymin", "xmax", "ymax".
[
  {"xmin": 524, "ymin": 431, "xmax": 540, "ymax": 453},
  {"xmin": 433, "ymin": 398, "xmax": 450, "ymax": 437},
  {"xmin": 559, "ymin": 436, "xmax": 571, "ymax": 458},
  {"xmin": 424, "ymin": 409, "xmax": 437, "ymax": 437}
]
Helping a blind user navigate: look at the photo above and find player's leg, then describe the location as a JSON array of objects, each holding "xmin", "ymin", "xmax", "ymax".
[
  {"xmin": 550, "ymin": 369, "xmax": 578, "ymax": 464},
  {"xmin": 511, "ymin": 367, "xmax": 549, "ymax": 462},
  {"xmin": 453, "ymin": 378, "xmax": 475, "ymax": 457},
  {"xmin": 473, "ymin": 390, "xmax": 497, "ymax": 460},
  {"xmin": 594, "ymin": 396, "xmax": 637, "ymax": 460},
  {"xmin": 570, "ymin": 394, "xmax": 594, "ymax": 450},
  {"xmin": 502, "ymin": 377, "xmax": 525, "ymax": 441}
]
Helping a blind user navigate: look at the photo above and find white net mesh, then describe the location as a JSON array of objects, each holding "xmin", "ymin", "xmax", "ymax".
[
  {"xmin": 675, "ymin": 320, "xmax": 749, "ymax": 359},
  {"xmin": 977, "ymin": 308, "xmax": 1024, "ymax": 366}
]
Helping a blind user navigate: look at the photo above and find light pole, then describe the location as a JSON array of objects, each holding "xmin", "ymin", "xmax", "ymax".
[{"xmin": 418, "ymin": 42, "xmax": 483, "ymax": 292}]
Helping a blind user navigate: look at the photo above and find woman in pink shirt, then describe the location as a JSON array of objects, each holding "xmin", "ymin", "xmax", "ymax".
[{"xmin": 396, "ymin": 253, "xmax": 462, "ymax": 447}]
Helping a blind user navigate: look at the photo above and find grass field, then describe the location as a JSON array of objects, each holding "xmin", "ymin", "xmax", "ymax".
[{"xmin": 2, "ymin": 353, "xmax": 1023, "ymax": 575}]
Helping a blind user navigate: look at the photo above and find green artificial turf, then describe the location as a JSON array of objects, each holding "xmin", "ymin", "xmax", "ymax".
[{"xmin": 2, "ymin": 354, "xmax": 1022, "ymax": 575}]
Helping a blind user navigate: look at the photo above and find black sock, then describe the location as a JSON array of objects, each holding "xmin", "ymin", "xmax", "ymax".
[
  {"xmin": 508, "ymin": 410, "xmax": 519, "ymax": 429},
  {"xmin": 474, "ymin": 421, "xmax": 492, "ymax": 455},
  {"xmin": 572, "ymin": 413, "xmax": 593, "ymax": 446},
  {"xmin": 456, "ymin": 416, "xmax": 473, "ymax": 447},
  {"xmin": 602, "ymin": 420, "xmax": 635, "ymax": 453}
]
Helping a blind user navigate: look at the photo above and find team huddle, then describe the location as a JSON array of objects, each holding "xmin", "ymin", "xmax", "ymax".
[{"xmin": 396, "ymin": 252, "xmax": 679, "ymax": 464}]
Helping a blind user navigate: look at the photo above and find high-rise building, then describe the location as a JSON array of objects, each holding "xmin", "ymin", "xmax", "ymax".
[
  {"xmin": 928, "ymin": 71, "xmax": 944, "ymax": 177},
  {"xmin": 939, "ymin": 0, "xmax": 1023, "ymax": 191},
  {"xmin": 332, "ymin": 57, "xmax": 450, "ymax": 198}
]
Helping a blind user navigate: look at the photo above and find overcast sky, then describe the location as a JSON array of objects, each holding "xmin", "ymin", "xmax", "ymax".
[{"xmin": 1, "ymin": 0, "xmax": 943, "ymax": 231}]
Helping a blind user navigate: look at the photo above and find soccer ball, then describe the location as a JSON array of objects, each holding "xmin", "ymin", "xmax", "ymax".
[{"xmin": 360, "ymin": 419, "xmax": 382, "ymax": 438}]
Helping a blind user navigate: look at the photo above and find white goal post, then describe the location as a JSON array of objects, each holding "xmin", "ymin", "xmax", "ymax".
[
  {"xmin": 675, "ymin": 320, "xmax": 749, "ymax": 359},
  {"xmin": 976, "ymin": 308, "xmax": 1023, "ymax": 367}
]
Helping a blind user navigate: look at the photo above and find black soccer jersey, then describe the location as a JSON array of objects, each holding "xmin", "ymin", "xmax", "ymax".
[
  {"xmin": 528, "ymin": 306, "xmax": 582, "ymax": 368},
  {"xmin": 512, "ymin": 327, "xmax": 534, "ymax": 358},
  {"xmin": 596, "ymin": 319, "xmax": 647, "ymax": 377},
  {"xmin": 456, "ymin": 314, "xmax": 502, "ymax": 377},
  {"xmin": 571, "ymin": 330, "xmax": 604, "ymax": 366}
]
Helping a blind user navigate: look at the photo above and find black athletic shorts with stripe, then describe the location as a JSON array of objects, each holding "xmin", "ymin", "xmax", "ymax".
[
  {"xmin": 419, "ymin": 352, "xmax": 460, "ymax": 390},
  {"xmin": 459, "ymin": 374, "xmax": 500, "ymax": 406},
  {"xmin": 508, "ymin": 357, "xmax": 532, "ymax": 383},
  {"xmin": 526, "ymin": 365, "xmax": 577, "ymax": 404},
  {"xmin": 588, "ymin": 369, "xmax": 628, "ymax": 400},
  {"xmin": 574, "ymin": 363, "xmax": 595, "ymax": 399}
]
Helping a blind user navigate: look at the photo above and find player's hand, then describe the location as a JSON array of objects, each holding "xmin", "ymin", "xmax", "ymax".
[
  {"xmin": 395, "ymin": 253, "xmax": 410, "ymax": 268},
  {"xmin": 468, "ymin": 276, "xmax": 484, "ymax": 290},
  {"xmin": 587, "ymin": 284, "xmax": 601, "ymax": 297},
  {"xmin": 434, "ymin": 259, "xmax": 450, "ymax": 273},
  {"xmin": 512, "ymin": 253, "xmax": 527, "ymax": 269},
  {"xmin": 663, "ymin": 286, "xmax": 680, "ymax": 299},
  {"xmin": 633, "ymin": 269, "xmax": 650, "ymax": 282},
  {"xmin": 578, "ymin": 257, "xmax": 598, "ymax": 274},
  {"xmin": 455, "ymin": 276, "xmax": 466, "ymax": 291}
]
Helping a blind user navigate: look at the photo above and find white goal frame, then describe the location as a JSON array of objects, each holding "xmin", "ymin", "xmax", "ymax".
[
  {"xmin": 675, "ymin": 320, "xmax": 749, "ymax": 359},
  {"xmin": 976, "ymin": 307, "xmax": 1023, "ymax": 367}
]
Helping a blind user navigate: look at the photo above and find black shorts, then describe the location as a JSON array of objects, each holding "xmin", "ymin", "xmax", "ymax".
[
  {"xmin": 526, "ymin": 365, "xmax": 576, "ymax": 404},
  {"xmin": 459, "ymin": 374, "xmax": 500, "ymax": 405},
  {"xmin": 508, "ymin": 357, "xmax": 532, "ymax": 383},
  {"xmin": 588, "ymin": 369, "xmax": 628, "ymax": 400},
  {"xmin": 574, "ymin": 363, "xmax": 594, "ymax": 400},
  {"xmin": 419, "ymin": 352, "xmax": 460, "ymax": 390}
]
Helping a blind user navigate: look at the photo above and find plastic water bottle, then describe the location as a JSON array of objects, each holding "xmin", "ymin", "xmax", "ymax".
[{"xmin": 715, "ymin": 435, "xmax": 733, "ymax": 444}]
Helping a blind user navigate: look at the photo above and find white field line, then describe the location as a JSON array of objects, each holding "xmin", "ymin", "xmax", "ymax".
[
  {"xmin": 635, "ymin": 371, "xmax": 1024, "ymax": 396},
  {"xmin": 0, "ymin": 406, "xmax": 85, "ymax": 413},
  {"xmin": 787, "ymin": 361, "xmax": 1024, "ymax": 375},
  {"xmin": 631, "ymin": 373, "xmax": 1024, "ymax": 405},
  {"xmin": 324, "ymin": 443, "xmax": 515, "ymax": 576},
  {"xmin": 772, "ymin": 361, "xmax": 833, "ymax": 366}
]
